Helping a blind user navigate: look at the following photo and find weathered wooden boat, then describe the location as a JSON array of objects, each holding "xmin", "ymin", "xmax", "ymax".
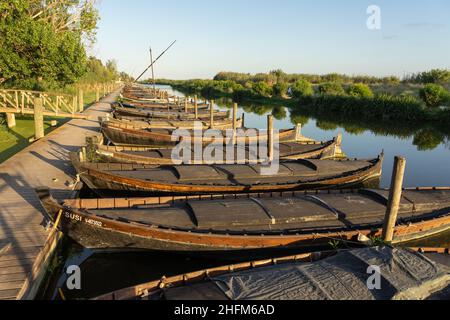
[
  {"xmin": 37, "ymin": 187, "xmax": 450, "ymax": 255},
  {"xmin": 108, "ymin": 114, "xmax": 242, "ymax": 130},
  {"xmin": 112, "ymin": 103, "xmax": 229, "ymax": 121},
  {"xmin": 70, "ymin": 153, "xmax": 383, "ymax": 195},
  {"xmin": 92, "ymin": 247, "xmax": 450, "ymax": 300},
  {"xmin": 101, "ymin": 121, "xmax": 304, "ymax": 147},
  {"xmin": 119, "ymin": 101, "xmax": 209, "ymax": 111},
  {"xmin": 88, "ymin": 133, "xmax": 344, "ymax": 165}
]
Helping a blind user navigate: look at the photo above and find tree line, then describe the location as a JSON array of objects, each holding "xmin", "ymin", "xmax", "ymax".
[{"xmin": 0, "ymin": 0, "xmax": 132, "ymax": 91}]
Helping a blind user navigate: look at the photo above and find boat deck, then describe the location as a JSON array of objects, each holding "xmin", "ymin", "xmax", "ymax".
[{"xmin": 0, "ymin": 90, "xmax": 119, "ymax": 300}]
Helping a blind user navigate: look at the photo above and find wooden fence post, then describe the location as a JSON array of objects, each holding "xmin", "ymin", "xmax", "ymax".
[
  {"xmin": 34, "ymin": 97, "xmax": 45, "ymax": 140},
  {"xmin": 6, "ymin": 113, "xmax": 16, "ymax": 128},
  {"xmin": 382, "ymin": 156, "xmax": 407, "ymax": 242},
  {"xmin": 78, "ymin": 89, "xmax": 84, "ymax": 112},
  {"xmin": 268, "ymin": 115, "xmax": 274, "ymax": 162}
]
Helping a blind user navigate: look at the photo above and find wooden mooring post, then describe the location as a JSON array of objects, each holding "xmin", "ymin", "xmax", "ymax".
[
  {"xmin": 34, "ymin": 97, "xmax": 45, "ymax": 140},
  {"xmin": 295, "ymin": 123, "xmax": 302, "ymax": 141},
  {"xmin": 232, "ymin": 103, "xmax": 238, "ymax": 145},
  {"xmin": 194, "ymin": 95, "xmax": 198, "ymax": 119},
  {"xmin": 382, "ymin": 156, "xmax": 407, "ymax": 242},
  {"xmin": 210, "ymin": 100, "xmax": 215, "ymax": 129},
  {"xmin": 268, "ymin": 115, "xmax": 274, "ymax": 162}
]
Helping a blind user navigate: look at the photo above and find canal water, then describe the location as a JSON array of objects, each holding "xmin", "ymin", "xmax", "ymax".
[{"xmin": 41, "ymin": 85, "xmax": 450, "ymax": 300}]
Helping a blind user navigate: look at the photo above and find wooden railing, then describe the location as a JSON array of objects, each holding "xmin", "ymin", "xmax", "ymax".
[
  {"xmin": 0, "ymin": 89, "xmax": 79, "ymax": 115},
  {"xmin": 0, "ymin": 82, "xmax": 121, "ymax": 117}
]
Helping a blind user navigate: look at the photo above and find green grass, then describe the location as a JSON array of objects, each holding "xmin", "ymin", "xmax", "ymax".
[
  {"xmin": 0, "ymin": 90, "xmax": 99, "ymax": 164},
  {"xmin": 0, "ymin": 117, "xmax": 71, "ymax": 163}
]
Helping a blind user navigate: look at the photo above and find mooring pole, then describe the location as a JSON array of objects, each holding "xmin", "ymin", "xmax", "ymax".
[
  {"xmin": 194, "ymin": 95, "xmax": 198, "ymax": 119},
  {"xmin": 268, "ymin": 115, "xmax": 274, "ymax": 162},
  {"xmin": 34, "ymin": 97, "xmax": 45, "ymax": 140},
  {"xmin": 295, "ymin": 123, "xmax": 302, "ymax": 141},
  {"xmin": 184, "ymin": 98, "xmax": 188, "ymax": 113},
  {"xmin": 382, "ymin": 156, "xmax": 407, "ymax": 242},
  {"xmin": 210, "ymin": 100, "xmax": 215, "ymax": 129}
]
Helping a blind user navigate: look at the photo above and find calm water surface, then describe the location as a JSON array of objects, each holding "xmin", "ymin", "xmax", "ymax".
[{"xmin": 43, "ymin": 85, "xmax": 450, "ymax": 299}]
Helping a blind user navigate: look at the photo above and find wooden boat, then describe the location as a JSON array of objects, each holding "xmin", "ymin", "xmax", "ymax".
[
  {"xmin": 37, "ymin": 186, "xmax": 450, "ymax": 255},
  {"xmin": 88, "ymin": 133, "xmax": 344, "ymax": 165},
  {"xmin": 108, "ymin": 114, "xmax": 242, "ymax": 130},
  {"xmin": 70, "ymin": 153, "xmax": 383, "ymax": 196},
  {"xmin": 101, "ymin": 121, "xmax": 304, "ymax": 147},
  {"xmin": 119, "ymin": 101, "xmax": 209, "ymax": 111},
  {"xmin": 92, "ymin": 247, "xmax": 450, "ymax": 300},
  {"xmin": 112, "ymin": 104, "xmax": 229, "ymax": 121}
]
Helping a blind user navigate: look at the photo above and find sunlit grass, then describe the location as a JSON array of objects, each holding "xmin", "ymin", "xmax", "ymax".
[{"xmin": 0, "ymin": 90, "xmax": 99, "ymax": 164}]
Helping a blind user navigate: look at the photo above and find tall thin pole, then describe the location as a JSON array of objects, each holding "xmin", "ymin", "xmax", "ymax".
[
  {"xmin": 149, "ymin": 47, "xmax": 156, "ymax": 93},
  {"xmin": 268, "ymin": 115, "xmax": 274, "ymax": 162},
  {"xmin": 382, "ymin": 156, "xmax": 407, "ymax": 242},
  {"xmin": 134, "ymin": 40, "xmax": 177, "ymax": 83}
]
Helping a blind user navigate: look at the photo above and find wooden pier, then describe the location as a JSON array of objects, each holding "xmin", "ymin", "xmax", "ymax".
[{"xmin": 0, "ymin": 90, "xmax": 120, "ymax": 300}]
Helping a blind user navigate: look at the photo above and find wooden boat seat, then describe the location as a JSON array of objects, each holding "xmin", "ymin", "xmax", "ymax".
[
  {"xmin": 93, "ymin": 208, "xmax": 196, "ymax": 229},
  {"xmin": 175, "ymin": 166, "xmax": 224, "ymax": 182}
]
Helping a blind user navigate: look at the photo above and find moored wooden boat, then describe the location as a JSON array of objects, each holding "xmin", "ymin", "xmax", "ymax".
[
  {"xmin": 91, "ymin": 247, "xmax": 450, "ymax": 300},
  {"xmin": 101, "ymin": 121, "xmax": 306, "ymax": 147},
  {"xmin": 108, "ymin": 114, "xmax": 243, "ymax": 130},
  {"xmin": 119, "ymin": 101, "xmax": 209, "ymax": 111},
  {"xmin": 37, "ymin": 185, "xmax": 450, "ymax": 256},
  {"xmin": 70, "ymin": 153, "xmax": 383, "ymax": 196},
  {"xmin": 112, "ymin": 103, "xmax": 229, "ymax": 121},
  {"xmin": 88, "ymin": 133, "xmax": 344, "ymax": 165}
]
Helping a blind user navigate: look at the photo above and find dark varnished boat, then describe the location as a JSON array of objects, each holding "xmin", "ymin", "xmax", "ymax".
[
  {"xmin": 112, "ymin": 103, "xmax": 229, "ymax": 121},
  {"xmin": 92, "ymin": 247, "xmax": 450, "ymax": 300},
  {"xmin": 108, "ymin": 114, "xmax": 243, "ymax": 130},
  {"xmin": 88, "ymin": 133, "xmax": 344, "ymax": 165},
  {"xmin": 70, "ymin": 153, "xmax": 383, "ymax": 196},
  {"xmin": 37, "ymin": 186, "xmax": 450, "ymax": 255},
  {"xmin": 101, "ymin": 121, "xmax": 303, "ymax": 147}
]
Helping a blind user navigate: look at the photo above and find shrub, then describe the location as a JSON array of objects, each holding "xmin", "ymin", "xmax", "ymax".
[
  {"xmin": 291, "ymin": 80, "xmax": 314, "ymax": 98},
  {"xmin": 252, "ymin": 81, "xmax": 273, "ymax": 97},
  {"xmin": 419, "ymin": 84, "xmax": 448, "ymax": 108},
  {"xmin": 272, "ymin": 82, "xmax": 289, "ymax": 97},
  {"xmin": 347, "ymin": 83, "xmax": 374, "ymax": 98},
  {"xmin": 318, "ymin": 82, "xmax": 346, "ymax": 96}
]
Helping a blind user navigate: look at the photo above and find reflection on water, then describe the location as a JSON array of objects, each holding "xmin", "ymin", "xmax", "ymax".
[{"xmin": 42, "ymin": 85, "xmax": 450, "ymax": 300}]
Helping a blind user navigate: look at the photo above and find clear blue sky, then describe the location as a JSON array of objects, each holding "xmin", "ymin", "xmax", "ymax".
[{"xmin": 93, "ymin": 0, "xmax": 450, "ymax": 80}]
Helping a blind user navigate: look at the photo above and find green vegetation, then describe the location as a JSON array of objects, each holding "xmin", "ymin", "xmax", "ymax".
[
  {"xmin": 419, "ymin": 84, "xmax": 449, "ymax": 108},
  {"xmin": 0, "ymin": 1, "xmax": 132, "ymax": 162},
  {"xmin": 157, "ymin": 68, "xmax": 450, "ymax": 126},
  {"xmin": 0, "ymin": 117, "xmax": 66, "ymax": 163},
  {"xmin": 291, "ymin": 80, "xmax": 314, "ymax": 98},
  {"xmin": 317, "ymin": 82, "xmax": 345, "ymax": 96},
  {"xmin": 347, "ymin": 83, "xmax": 374, "ymax": 98}
]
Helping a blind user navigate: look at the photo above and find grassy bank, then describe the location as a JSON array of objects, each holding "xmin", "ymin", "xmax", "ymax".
[
  {"xmin": 156, "ymin": 78, "xmax": 450, "ymax": 126},
  {"xmin": 0, "ymin": 90, "xmax": 99, "ymax": 164}
]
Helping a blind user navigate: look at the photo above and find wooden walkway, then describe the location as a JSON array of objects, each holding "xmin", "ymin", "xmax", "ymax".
[{"xmin": 0, "ymin": 90, "xmax": 120, "ymax": 300}]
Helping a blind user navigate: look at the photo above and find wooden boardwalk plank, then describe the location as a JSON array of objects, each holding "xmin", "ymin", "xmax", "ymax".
[{"xmin": 0, "ymin": 91, "xmax": 119, "ymax": 300}]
